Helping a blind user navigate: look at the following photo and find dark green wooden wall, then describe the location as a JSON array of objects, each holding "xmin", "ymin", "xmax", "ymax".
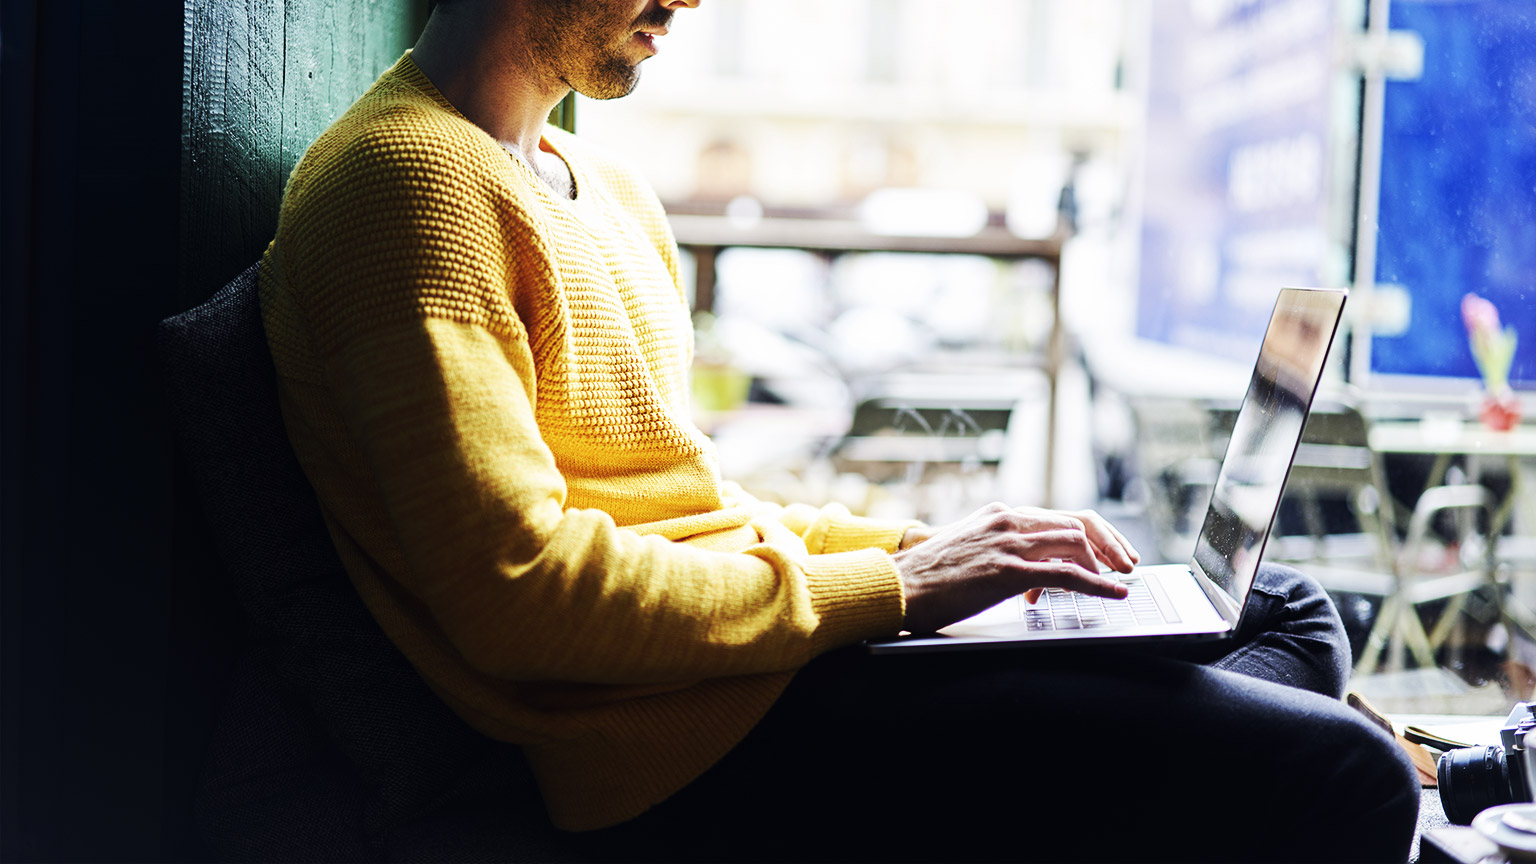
[
  {"xmin": 181, "ymin": 0, "xmax": 427, "ymax": 306},
  {"xmin": 170, "ymin": 0, "xmax": 428, "ymax": 858}
]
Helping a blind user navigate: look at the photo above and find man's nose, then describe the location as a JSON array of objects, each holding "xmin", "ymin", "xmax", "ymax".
[{"xmin": 660, "ymin": 0, "xmax": 700, "ymax": 8}]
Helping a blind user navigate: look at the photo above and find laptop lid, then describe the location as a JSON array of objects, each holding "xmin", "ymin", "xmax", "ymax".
[
  {"xmin": 1185, "ymin": 286, "xmax": 1348, "ymax": 626},
  {"xmin": 864, "ymin": 287, "xmax": 1347, "ymax": 654}
]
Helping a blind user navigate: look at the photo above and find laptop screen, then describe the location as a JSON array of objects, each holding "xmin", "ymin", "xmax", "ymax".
[{"xmin": 1191, "ymin": 288, "xmax": 1347, "ymax": 609}]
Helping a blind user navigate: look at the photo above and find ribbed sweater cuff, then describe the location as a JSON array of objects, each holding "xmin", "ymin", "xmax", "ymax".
[
  {"xmin": 806, "ymin": 513, "xmax": 922, "ymax": 555},
  {"xmin": 803, "ymin": 548, "xmax": 906, "ymax": 653}
]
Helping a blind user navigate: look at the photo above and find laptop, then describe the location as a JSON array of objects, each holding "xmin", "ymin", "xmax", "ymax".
[{"xmin": 866, "ymin": 286, "xmax": 1348, "ymax": 654}]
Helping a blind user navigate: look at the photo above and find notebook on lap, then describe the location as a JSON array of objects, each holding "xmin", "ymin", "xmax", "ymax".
[{"xmin": 865, "ymin": 287, "xmax": 1348, "ymax": 654}]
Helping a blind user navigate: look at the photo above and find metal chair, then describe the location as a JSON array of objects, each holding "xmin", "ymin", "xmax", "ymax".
[
  {"xmin": 1354, "ymin": 483, "xmax": 1499, "ymax": 675},
  {"xmin": 1205, "ymin": 397, "xmax": 1500, "ymax": 675}
]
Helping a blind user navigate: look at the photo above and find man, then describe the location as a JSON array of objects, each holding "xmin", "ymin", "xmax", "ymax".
[{"xmin": 259, "ymin": 0, "xmax": 1419, "ymax": 859}]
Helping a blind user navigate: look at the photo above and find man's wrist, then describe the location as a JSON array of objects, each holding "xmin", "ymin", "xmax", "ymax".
[{"xmin": 899, "ymin": 525, "xmax": 933, "ymax": 551}]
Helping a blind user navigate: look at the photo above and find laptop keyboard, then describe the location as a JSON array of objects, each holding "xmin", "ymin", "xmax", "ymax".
[{"xmin": 1024, "ymin": 579, "xmax": 1170, "ymax": 631}]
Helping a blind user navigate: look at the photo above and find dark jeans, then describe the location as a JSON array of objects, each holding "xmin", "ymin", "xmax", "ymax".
[{"xmin": 582, "ymin": 564, "xmax": 1420, "ymax": 863}]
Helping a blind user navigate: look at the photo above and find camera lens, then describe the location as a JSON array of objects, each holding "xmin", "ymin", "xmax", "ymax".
[{"xmin": 1439, "ymin": 746, "xmax": 1515, "ymax": 824}]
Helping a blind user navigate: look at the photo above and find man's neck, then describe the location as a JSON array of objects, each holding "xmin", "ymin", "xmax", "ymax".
[
  {"xmin": 409, "ymin": 5, "xmax": 567, "ymax": 165},
  {"xmin": 520, "ymin": 146, "xmax": 576, "ymax": 200}
]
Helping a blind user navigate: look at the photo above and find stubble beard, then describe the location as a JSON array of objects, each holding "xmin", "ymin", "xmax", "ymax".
[
  {"xmin": 527, "ymin": 1, "xmax": 672, "ymax": 101},
  {"xmin": 576, "ymin": 53, "xmax": 642, "ymax": 101}
]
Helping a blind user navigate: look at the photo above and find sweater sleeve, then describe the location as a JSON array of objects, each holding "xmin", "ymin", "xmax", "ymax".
[
  {"xmin": 719, "ymin": 482, "xmax": 921, "ymax": 555},
  {"xmin": 275, "ymin": 121, "xmax": 906, "ymax": 686}
]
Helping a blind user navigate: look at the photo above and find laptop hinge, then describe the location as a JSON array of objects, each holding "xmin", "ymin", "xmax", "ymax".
[{"xmin": 1189, "ymin": 560, "xmax": 1244, "ymax": 625}]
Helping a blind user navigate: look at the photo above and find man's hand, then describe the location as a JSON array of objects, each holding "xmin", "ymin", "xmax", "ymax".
[{"xmin": 892, "ymin": 504, "xmax": 1140, "ymax": 634}]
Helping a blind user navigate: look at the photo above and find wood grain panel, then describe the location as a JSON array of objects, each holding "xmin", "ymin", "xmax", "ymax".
[{"xmin": 180, "ymin": 0, "xmax": 426, "ymax": 307}]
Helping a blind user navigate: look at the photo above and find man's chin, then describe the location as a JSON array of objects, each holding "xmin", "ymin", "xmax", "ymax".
[{"xmin": 572, "ymin": 64, "xmax": 642, "ymax": 100}]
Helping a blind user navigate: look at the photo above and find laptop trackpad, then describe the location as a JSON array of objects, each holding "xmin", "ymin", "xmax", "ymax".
[{"xmin": 958, "ymin": 593, "xmax": 1022, "ymax": 626}]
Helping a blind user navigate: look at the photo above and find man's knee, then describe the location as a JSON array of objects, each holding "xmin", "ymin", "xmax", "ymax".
[
  {"xmin": 1303, "ymin": 711, "xmax": 1420, "ymax": 860},
  {"xmin": 1255, "ymin": 562, "xmax": 1333, "ymax": 609},
  {"xmin": 1239, "ymin": 563, "xmax": 1352, "ymax": 693},
  {"xmin": 1264, "ymin": 563, "xmax": 1347, "ymax": 641}
]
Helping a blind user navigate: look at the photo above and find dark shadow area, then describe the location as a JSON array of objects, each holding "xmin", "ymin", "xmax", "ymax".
[{"xmin": 2, "ymin": 0, "xmax": 193, "ymax": 859}]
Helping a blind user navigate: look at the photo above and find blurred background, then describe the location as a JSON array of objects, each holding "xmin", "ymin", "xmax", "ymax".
[{"xmin": 572, "ymin": 0, "xmax": 1536, "ymax": 715}]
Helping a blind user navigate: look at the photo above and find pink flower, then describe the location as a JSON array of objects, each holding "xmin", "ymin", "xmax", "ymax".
[
  {"xmin": 1461, "ymin": 292, "xmax": 1518, "ymax": 393},
  {"xmin": 1462, "ymin": 292, "xmax": 1501, "ymax": 335}
]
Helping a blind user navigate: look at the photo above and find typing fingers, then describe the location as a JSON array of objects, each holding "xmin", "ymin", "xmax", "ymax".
[
  {"xmin": 999, "ymin": 531, "xmax": 1129, "ymax": 600},
  {"xmin": 1064, "ymin": 509, "xmax": 1140, "ymax": 573},
  {"xmin": 1004, "ymin": 528, "xmax": 1101, "ymax": 575},
  {"xmin": 1007, "ymin": 506, "xmax": 1138, "ymax": 573},
  {"xmin": 1019, "ymin": 559, "xmax": 1129, "ymax": 600}
]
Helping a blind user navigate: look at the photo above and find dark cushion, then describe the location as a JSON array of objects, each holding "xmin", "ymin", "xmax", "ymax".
[{"xmin": 159, "ymin": 264, "xmax": 580, "ymax": 862}]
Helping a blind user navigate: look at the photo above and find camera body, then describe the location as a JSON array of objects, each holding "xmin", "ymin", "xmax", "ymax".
[{"xmin": 1438, "ymin": 701, "xmax": 1536, "ymax": 824}]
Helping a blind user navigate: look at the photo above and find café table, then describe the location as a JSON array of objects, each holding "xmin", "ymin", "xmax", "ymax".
[{"xmin": 1360, "ymin": 417, "xmax": 1536, "ymax": 674}]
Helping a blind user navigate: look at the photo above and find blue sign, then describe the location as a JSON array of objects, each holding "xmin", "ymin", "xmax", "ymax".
[
  {"xmin": 1139, "ymin": 0, "xmax": 1339, "ymax": 362},
  {"xmin": 1372, "ymin": 0, "xmax": 1536, "ymax": 388}
]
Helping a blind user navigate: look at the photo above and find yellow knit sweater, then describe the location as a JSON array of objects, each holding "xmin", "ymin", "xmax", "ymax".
[{"xmin": 259, "ymin": 53, "xmax": 911, "ymax": 831}]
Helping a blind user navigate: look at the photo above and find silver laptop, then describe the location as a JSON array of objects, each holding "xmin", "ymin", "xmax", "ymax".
[{"xmin": 866, "ymin": 287, "xmax": 1348, "ymax": 654}]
